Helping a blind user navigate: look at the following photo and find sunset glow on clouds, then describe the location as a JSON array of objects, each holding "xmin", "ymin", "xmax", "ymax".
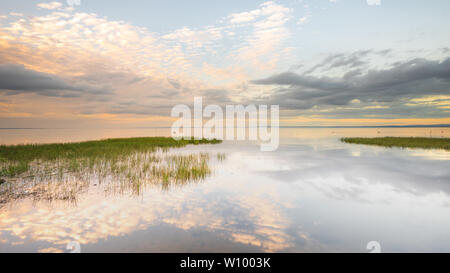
[{"xmin": 0, "ymin": 0, "xmax": 449, "ymax": 127}]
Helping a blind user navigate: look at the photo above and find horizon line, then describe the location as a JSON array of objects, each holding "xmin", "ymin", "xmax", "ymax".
[{"xmin": 1, "ymin": 124, "xmax": 450, "ymax": 130}]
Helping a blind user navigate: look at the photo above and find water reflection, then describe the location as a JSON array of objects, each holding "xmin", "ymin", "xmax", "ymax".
[
  {"xmin": 1, "ymin": 128, "xmax": 450, "ymax": 253},
  {"xmin": 0, "ymin": 149, "xmax": 215, "ymax": 206},
  {"xmin": 0, "ymin": 173, "xmax": 297, "ymax": 253}
]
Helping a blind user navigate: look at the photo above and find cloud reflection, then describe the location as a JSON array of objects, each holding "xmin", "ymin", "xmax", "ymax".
[{"xmin": 1, "ymin": 129, "xmax": 450, "ymax": 253}]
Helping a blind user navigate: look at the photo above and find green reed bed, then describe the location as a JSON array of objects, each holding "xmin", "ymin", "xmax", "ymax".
[
  {"xmin": 0, "ymin": 137, "xmax": 222, "ymax": 204},
  {"xmin": 0, "ymin": 137, "xmax": 221, "ymax": 177},
  {"xmin": 341, "ymin": 137, "xmax": 450, "ymax": 151}
]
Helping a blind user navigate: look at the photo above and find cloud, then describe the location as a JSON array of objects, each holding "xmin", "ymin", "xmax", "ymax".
[
  {"xmin": 0, "ymin": 64, "xmax": 109, "ymax": 97},
  {"xmin": 367, "ymin": 0, "xmax": 381, "ymax": 6},
  {"xmin": 9, "ymin": 12, "xmax": 23, "ymax": 17},
  {"xmin": 303, "ymin": 50, "xmax": 375, "ymax": 75},
  {"xmin": 229, "ymin": 10, "xmax": 261, "ymax": 24},
  {"xmin": 252, "ymin": 56, "xmax": 450, "ymax": 111},
  {"xmin": 231, "ymin": 2, "xmax": 292, "ymax": 73},
  {"xmin": 162, "ymin": 26, "xmax": 223, "ymax": 50},
  {"xmin": 228, "ymin": 1, "xmax": 290, "ymax": 25},
  {"xmin": 0, "ymin": 1, "xmax": 293, "ymax": 97},
  {"xmin": 67, "ymin": 0, "xmax": 81, "ymax": 6},
  {"xmin": 2, "ymin": 1, "xmax": 445, "ymax": 126},
  {"xmin": 37, "ymin": 2, "xmax": 63, "ymax": 10}
]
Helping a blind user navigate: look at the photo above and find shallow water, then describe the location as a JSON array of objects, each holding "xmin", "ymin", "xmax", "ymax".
[{"xmin": 1, "ymin": 128, "xmax": 450, "ymax": 253}]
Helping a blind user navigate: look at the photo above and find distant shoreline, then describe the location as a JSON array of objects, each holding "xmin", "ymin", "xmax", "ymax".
[
  {"xmin": 1, "ymin": 125, "xmax": 450, "ymax": 130},
  {"xmin": 281, "ymin": 124, "xmax": 450, "ymax": 129}
]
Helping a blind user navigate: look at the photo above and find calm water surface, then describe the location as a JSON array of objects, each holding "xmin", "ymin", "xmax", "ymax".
[{"xmin": 1, "ymin": 128, "xmax": 450, "ymax": 253}]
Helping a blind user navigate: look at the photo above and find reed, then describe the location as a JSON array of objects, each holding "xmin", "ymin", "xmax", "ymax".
[
  {"xmin": 0, "ymin": 137, "xmax": 222, "ymax": 205},
  {"xmin": 341, "ymin": 137, "xmax": 450, "ymax": 151}
]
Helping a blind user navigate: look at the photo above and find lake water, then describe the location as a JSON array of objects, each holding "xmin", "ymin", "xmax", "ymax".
[{"xmin": 1, "ymin": 128, "xmax": 450, "ymax": 253}]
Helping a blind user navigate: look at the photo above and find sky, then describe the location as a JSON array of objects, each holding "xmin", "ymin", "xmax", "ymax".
[{"xmin": 0, "ymin": 0, "xmax": 449, "ymax": 128}]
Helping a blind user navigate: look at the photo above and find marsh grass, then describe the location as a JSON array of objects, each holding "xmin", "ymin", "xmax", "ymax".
[
  {"xmin": 341, "ymin": 137, "xmax": 450, "ymax": 151},
  {"xmin": 0, "ymin": 137, "xmax": 220, "ymax": 176},
  {"xmin": 0, "ymin": 137, "xmax": 222, "ymax": 205}
]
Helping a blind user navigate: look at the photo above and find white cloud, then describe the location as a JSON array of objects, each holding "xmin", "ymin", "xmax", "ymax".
[
  {"xmin": 161, "ymin": 1, "xmax": 292, "ymax": 79},
  {"xmin": 9, "ymin": 12, "xmax": 24, "ymax": 17},
  {"xmin": 367, "ymin": 0, "xmax": 381, "ymax": 6},
  {"xmin": 228, "ymin": 1, "xmax": 291, "ymax": 26},
  {"xmin": 37, "ymin": 2, "xmax": 63, "ymax": 10},
  {"xmin": 67, "ymin": 0, "xmax": 81, "ymax": 6},
  {"xmin": 229, "ymin": 9, "xmax": 261, "ymax": 24},
  {"xmin": 0, "ymin": 1, "xmax": 296, "ymax": 122},
  {"xmin": 162, "ymin": 26, "xmax": 223, "ymax": 49}
]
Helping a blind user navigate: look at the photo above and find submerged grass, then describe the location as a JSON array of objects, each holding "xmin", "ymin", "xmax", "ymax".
[
  {"xmin": 0, "ymin": 137, "xmax": 222, "ymax": 204},
  {"xmin": 341, "ymin": 137, "xmax": 450, "ymax": 151}
]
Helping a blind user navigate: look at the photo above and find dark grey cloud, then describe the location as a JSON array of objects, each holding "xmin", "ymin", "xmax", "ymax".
[
  {"xmin": 302, "ymin": 50, "xmax": 389, "ymax": 74},
  {"xmin": 0, "ymin": 64, "xmax": 110, "ymax": 97},
  {"xmin": 252, "ymin": 57, "xmax": 450, "ymax": 112}
]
